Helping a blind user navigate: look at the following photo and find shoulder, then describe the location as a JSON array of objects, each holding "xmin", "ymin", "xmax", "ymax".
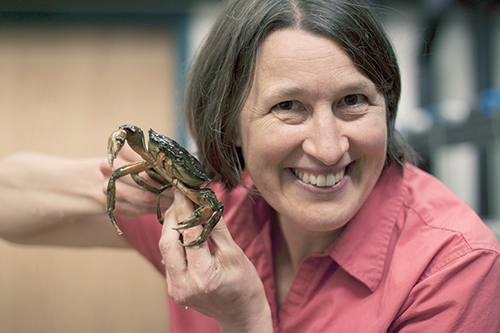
[
  {"xmin": 403, "ymin": 164, "xmax": 499, "ymax": 252},
  {"xmin": 399, "ymin": 164, "xmax": 500, "ymax": 280}
]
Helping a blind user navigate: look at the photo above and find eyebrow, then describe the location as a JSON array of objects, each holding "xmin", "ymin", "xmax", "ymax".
[
  {"xmin": 341, "ymin": 81, "xmax": 373, "ymax": 91},
  {"xmin": 336, "ymin": 81, "xmax": 378, "ymax": 95},
  {"xmin": 263, "ymin": 81, "xmax": 377, "ymax": 100},
  {"xmin": 268, "ymin": 86, "xmax": 309, "ymax": 99}
]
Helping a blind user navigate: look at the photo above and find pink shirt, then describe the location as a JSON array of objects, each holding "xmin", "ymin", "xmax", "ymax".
[{"xmin": 117, "ymin": 164, "xmax": 500, "ymax": 332}]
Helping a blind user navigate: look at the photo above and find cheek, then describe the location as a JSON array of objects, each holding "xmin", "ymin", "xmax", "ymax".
[
  {"xmin": 244, "ymin": 130, "xmax": 293, "ymax": 171},
  {"xmin": 364, "ymin": 122, "xmax": 387, "ymax": 162},
  {"xmin": 352, "ymin": 116, "xmax": 387, "ymax": 160},
  {"xmin": 365, "ymin": 128, "xmax": 387, "ymax": 158},
  {"xmin": 240, "ymin": 118, "xmax": 298, "ymax": 163}
]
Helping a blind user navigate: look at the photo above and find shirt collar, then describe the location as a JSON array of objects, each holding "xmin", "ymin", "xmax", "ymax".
[
  {"xmin": 328, "ymin": 164, "xmax": 407, "ymax": 292},
  {"xmin": 227, "ymin": 165, "xmax": 407, "ymax": 292}
]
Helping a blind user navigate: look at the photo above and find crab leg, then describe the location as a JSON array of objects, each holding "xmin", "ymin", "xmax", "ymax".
[
  {"xmin": 131, "ymin": 172, "xmax": 169, "ymax": 194},
  {"xmin": 106, "ymin": 160, "xmax": 152, "ymax": 235},
  {"xmin": 176, "ymin": 189, "xmax": 224, "ymax": 247},
  {"xmin": 129, "ymin": 171, "xmax": 173, "ymax": 224},
  {"xmin": 170, "ymin": 179, "xmax": 224, "ymax": 247}
]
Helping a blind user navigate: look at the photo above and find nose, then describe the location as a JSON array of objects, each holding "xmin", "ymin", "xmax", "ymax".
[{"xmin": 301, "ymin": 109, "xmax": 349, "ymax": 165}]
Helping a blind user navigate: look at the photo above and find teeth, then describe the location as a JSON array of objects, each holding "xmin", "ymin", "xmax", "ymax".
[
  {"xmin": 293, "ymin": 168, "xmax": 345, "ymax": 187},
  {"xmin": 316, "ymin": 174, "xmax": 326, "ymax": 186},
  {"xmin": 326, "ymin": 174, "xmax": 335, "ymax": 186}
]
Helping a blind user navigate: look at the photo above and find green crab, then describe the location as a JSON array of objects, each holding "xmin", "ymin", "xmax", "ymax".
[{"xmin": 106, "ymin": 124, "xmax": 223, "ymax": 247}]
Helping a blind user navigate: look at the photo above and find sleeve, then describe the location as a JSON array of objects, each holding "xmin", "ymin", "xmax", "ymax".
[
  {"xmin": 389, "ymin": 249, "xmax": 500, "ymax": 333},
  {"xmin": 116, "ymin": 214, "xmax": 166, "ymax": 275}
]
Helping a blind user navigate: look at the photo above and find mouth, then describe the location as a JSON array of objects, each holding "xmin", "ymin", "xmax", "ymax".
[{"xmin": 293, "ymin": 166, "xmax": 347, "ymax": 187}]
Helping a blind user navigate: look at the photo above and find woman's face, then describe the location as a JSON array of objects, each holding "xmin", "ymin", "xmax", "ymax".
[{"xmin": 236, "ymin": 29, "xmax": 387, "ymax": 232}]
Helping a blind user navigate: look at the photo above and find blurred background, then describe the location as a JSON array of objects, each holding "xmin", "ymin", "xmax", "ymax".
[{"xmin": 0, "ymin": 0, "xmax": 499, "ymax": 332}]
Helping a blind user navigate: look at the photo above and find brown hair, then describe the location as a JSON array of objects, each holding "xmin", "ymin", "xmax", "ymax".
[{"xmin": 184, "ymin": 0, "xmax": 416, "ymax": 189}]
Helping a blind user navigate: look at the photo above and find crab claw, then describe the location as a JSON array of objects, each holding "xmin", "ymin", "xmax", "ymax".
[{"xmin": 107, "ymin": 128, "xmax": 127, "ymax": 170}]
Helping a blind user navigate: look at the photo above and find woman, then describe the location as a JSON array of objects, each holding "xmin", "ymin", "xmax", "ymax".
[{"xmin": 1, "ymin": 0, "xmax": 499, "ymax": 332}]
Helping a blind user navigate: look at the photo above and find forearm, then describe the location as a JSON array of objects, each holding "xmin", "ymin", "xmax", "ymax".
[{"xmin": 0, "ymin": 152, "xmax": 108, "ymax": 242}]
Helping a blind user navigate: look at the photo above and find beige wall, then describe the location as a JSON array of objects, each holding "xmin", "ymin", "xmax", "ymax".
[{"xmin": 0, "ymin": 20, "xmax": 177, "ymax": 332}]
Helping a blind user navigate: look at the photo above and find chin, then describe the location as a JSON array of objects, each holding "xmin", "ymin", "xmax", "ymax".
[{"xmin": 281, "ymin": 207, "xmax": 354, "ymax": 232}]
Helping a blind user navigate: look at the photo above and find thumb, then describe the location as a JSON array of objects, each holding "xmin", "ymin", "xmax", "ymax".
[
  {"xmin": 174, "ymin": 190, "xmax": 195, "ymax": 222},
  {"xmin": 162, "ymin": 190, "xmax": 193, "ymax": 231},
  {"xmin": 172, "ymin": 190, "xmax": 206, "ymax": 247}
]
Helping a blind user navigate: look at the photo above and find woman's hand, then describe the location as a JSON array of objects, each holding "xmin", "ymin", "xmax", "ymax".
[
  {"xmin": 159, "ymin": 191, "xmax": 273, "ymax": 333},
  {"xmin": 100, "ymin": 144, "xmax": 174, "ymax": 219}
]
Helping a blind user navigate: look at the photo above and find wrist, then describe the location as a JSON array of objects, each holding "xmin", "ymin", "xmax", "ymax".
[{"xmin": 218, "ymin": 298, "xmax": 273, "ymax": 333}]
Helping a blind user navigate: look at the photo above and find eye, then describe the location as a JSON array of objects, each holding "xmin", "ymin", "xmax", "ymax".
[
  {"xmin": 271, "ymin": 100, "xmax": 304, "ymax": 112},
  {"xmin": 269, "ymin": 100, "xmax": 308, "ymax": 124},
  {"xmin": 271, "ymin": 100, "xmax": 307, "ymax": 113},
  {"xmin": 338, "ymin": 94, "xmax": 366, "ymax": 107}
]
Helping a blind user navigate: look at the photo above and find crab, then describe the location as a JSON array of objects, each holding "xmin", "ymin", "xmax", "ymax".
[{"xmin": 106, "ymin": 124, "xmax": 223, "ymax": 247}]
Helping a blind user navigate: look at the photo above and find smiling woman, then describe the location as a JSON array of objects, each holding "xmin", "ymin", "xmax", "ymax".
[
  {"xmin": 237, "ymin": 30, "xmax": 388, "ymax": 242},
  {"xmin": 1, "ymin": 0, "xmax": 500, "ymax": 332},
  {"xmin": 163, "ymin": 0, "xmax": 500, "ymax": 330},
  {"xmin": 185, "ymin": 0, "xmax": 415, "ymax": 191}
]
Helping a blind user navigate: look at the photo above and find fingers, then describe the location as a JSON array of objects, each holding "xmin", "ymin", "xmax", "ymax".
[
  {"xmin": 160, "ymin": 191, "xmax": 215, "ymax": 280},
  {"xmin": 160, "ymin": 191, "xmax": 202, "ymax": 306},
  {"xmin": 164, "ymin": 189, "xmax": 234, "ymax": 250},
  {"xmin": 160, "ymin": 190, "xmax": 238, "ymax": 282},
  {"xmin": 158, "ymin": 190, "xmax": 271, "ymax": 326},
  {"xmin": 159, "ymin": 199, "xmax": 187, "ymax": 270},
  {"xmin": 162, "ymin": 191, "xmax": 211, "ymax": 253},
  {"xmin": 169, "ymin": 190, "xmax": 233, "ymax": 250},
  {"xmin": 204, "ymin": 211, "xmax": 234, "ymax": 250},
  {"xmin": 159, "ymin": 202, "xmax": 189, "ymax": 305},
  {"xmin": 159, "ymin": 193, "xmax": 270, "ymax": 326},
  {"xmin": 160, "ymin": 190, "xmax": 221, "ymax": 309}
]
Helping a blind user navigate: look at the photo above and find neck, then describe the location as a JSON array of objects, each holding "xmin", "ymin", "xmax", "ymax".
[
  {"xmin": 274, "ymin": 214, "xmax": 343, "ymax": 272},
  {"xmin": 271, "ymin": 214, "xmax": 343, "ymax": 307}
]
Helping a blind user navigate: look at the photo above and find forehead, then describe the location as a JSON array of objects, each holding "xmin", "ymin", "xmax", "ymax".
[
  {"xmin": 259, "ymin": 29, "xmax": 344, "ymax": 61},
  {"xmin": 252, "ymin": 29, "xmax": 376, "ymax": 96}
]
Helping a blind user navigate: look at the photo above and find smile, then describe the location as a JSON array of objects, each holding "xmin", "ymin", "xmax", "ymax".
[{"xmin": 293, "ymin": 168, "xmax": 345, "ymax": 187}]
